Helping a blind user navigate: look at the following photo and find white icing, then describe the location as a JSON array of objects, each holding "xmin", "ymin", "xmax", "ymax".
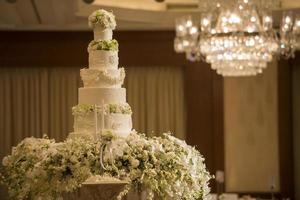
[
  {"xmin": 113, "ymin": 130, "xmax": 131, "ymax": 137},
  {"xmin": 94, "ymin": 28, "xmax": 113, "ymax": 40},
  {"xmin": 73, "ymin": 113, "xmax": 132, "ymax": 136},
  {"xmin": 80, "ymin": 68, "xmax": 125, "ymax": 88},
  {"xmin": 79, "ymin": 88, "xmax": 126, "ymax": 104},
  {"xmin": 106, "ymin": 114, "xmax": 132, "ymax": 132},
  {"xmin": 89, "ymin": 50, "xmax": 118, "ymax": 69}
]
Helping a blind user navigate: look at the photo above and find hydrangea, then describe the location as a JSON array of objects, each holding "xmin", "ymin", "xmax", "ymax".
[
  {"xmin": 72, "ymin": 103, "xmax": 132, "ymax": 116},
  {"xmin": 0, "ymin": 131, "xmax": 211, "ymax": 200},
  {"xmin": 88, "ymin": 39, "xmax": 119, "ymax": 51},
  {"xmin": 88, "ymin": 9, "xmax": 116, "ymax": 29}
]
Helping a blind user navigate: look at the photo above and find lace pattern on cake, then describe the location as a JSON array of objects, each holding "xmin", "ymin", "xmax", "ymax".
[
  {"xmin": 89, "ymin": 51, "xmax": 119, "ymax": 69},
  {"xmin": 81, "ymin": 68, "xmax": 125, "ymax": 87},
  {"xmin": 74, "ymin": 113, "xmax": 132, "ymax": 134}
]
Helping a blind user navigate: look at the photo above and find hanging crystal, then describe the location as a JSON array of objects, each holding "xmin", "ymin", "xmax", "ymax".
[{"xmin": 174, "ymin": 0, "xmax": 299, "ymax": 77}]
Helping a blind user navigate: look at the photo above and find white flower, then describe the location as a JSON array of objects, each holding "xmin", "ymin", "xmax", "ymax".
[
  {"xmin": 1, "ymin": 130, "xmax": 211, "ymax": 200},
  {"xmin": 88, "ymin": 9, "xmax": 116, "ymax": 29},
  {"xmin": 130, "ymin": 158, "xmax": 140, "ymax": 168},
  {"xmin": 2, "ymin": 157, "xmax": 9, "ymax": 166},
  {"xmin": 105, "ymin": 138, "xmax": 129, "ymax": 160}
]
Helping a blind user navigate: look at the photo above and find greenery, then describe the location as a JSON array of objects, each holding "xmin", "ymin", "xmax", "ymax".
[
  {"xmin": 0, "ymin": 131, "xmax": 211, "ymax": 200},
  {"xmin": 72, "ymin": 103, "xmax": 132, "ymax": 116},
  {"xmin": 89, "ymin": 39, "xmax": 119, "ymax": 51},
  {"xmin": 88, "ymin": 9, "xmax": 116, "ymax": 29}
]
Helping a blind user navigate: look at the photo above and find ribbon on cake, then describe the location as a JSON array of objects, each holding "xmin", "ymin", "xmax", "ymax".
[{"xmin": 94, "ymin": 101, "xmax": 114, "ymax": 171}]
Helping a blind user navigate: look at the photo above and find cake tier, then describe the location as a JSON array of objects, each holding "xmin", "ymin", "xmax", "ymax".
[
  {"xmin": 79, "ymin": 88, "xmax": 126, "ymax": 104},
  {"xmin": 94, "ymin": 27, "xmax": 112, "ymax": 40},
  {"xmin": 68, "ymin": 129, "xmax": 131, "ymax": 139},
  {"xmin": 81, "ymin": 68, "xmax": 125, "ymax": 88},
  {"xmin": 73, "ymin": 113, "xmax": 132, "ymax": 137},
  {"xmin": 89, "ymin": 50, "xmax": 118, "ymax": 69}
]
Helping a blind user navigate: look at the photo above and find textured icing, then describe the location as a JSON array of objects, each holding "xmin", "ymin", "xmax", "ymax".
[
  {"xmin": 80, "ymin": 68, "xmax": 125, "ymax": 88},
  {"xmin": 74, "ymin": 113, "xmax": 132, "ymax": 136},
  {"xmin": 89, "ymin": 50, "xmax": 118, "ymax": 69}
]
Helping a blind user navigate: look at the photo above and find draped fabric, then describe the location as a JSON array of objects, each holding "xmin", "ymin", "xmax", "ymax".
[
  {"xmin": 0, "ymin": 66, "xmax": 186, "ymax": 160},
  {"xmin": 125, "ymin": 67, "xmax": 186, "ymax": 139},
  {"xmin": 0, "ymin": 67, "xmax": 81, "ymax": 161}
]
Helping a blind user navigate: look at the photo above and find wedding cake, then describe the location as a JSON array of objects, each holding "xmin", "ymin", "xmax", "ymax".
[{"xmin": 69, "ymin": 9, "xmax": 132, "ymax": 139}]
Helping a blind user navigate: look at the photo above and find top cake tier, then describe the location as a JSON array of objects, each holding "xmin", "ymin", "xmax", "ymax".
[{"xmin": 88, "ymin": 9, "xmax": 116, "ymax": 40}]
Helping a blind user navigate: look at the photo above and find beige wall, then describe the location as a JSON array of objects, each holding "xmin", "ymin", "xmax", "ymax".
[{"xmin": 224, "ymin": 62, "xmax": 280, "ymax": 192}]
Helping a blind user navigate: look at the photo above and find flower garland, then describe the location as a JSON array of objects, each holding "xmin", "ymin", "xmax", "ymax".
[
  {"xmin": 88, "ymin": 39, "xmax": 118, "ymax": 51},
  {"xmin": 80, "ymin": 68, "xmax": 125, "ymax": 87},
  {"xmin": 72, "ymin": 103, "xmax": 132, "ymax": 116},
  {"xmin": 0, "ymin": 131, "xmax": 211, "ymax": 200},
  {"xmin": 88, "ymin": 9, "xmax": 116, "ymax": 29}
]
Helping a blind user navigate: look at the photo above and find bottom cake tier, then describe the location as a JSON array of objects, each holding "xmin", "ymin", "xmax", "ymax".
[
  {"xmin": 73, "ymin": 113, "xmax": 132, "ymax": 134},
  {"xmin": 71, "ymin": 103, "xmax": 133, "ymax": 138}
]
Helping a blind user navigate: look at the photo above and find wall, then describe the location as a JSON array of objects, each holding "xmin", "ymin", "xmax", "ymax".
[
  {"xmin": 292, "ymin": 59, "xmax": 300, "ymax": 200},
  {"xmin": 224, "ymin": 62, "xmax": 280, "ymax": 192}
]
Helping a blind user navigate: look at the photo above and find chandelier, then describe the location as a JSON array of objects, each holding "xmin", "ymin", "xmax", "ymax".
[{"xmin": 174, "ymin": 0, "xmax": 300, "ymax": 76}]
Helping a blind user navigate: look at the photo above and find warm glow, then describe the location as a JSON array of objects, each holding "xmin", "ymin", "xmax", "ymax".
[
  {"xmin": 186, "ymin": 20, "xmax": 192, "ymax": 27},
  {"xmin": 229, "ymin": 13, "xmax": 241, "ymax": 24},
  {"xmin": 202, "ymin": 18, "xmax": 210, "ymax": 27},
  {"xmin": 250, "ymin": 16, "xmax": 257, "ymax": 22},
  {"xmin": 264, "ymin": 16, "xmax": 272, "ymax": 23},
  {"xmin": 174, "ymin": 0, "xmax": 299, "ymax": 76},
  {"xmin": 285, "ymin": 16, "xmax": 292, "ymax": 24}
]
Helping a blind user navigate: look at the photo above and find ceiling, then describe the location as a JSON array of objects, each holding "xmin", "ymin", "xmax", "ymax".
[{"xmin": 0, "ymin": 0, "xmax": 300, "ymax": 31}]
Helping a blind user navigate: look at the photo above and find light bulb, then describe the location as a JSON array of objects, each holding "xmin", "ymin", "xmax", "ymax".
[
  {"xmin": 202, "ymin": 18, "xmax": 210, "ymax": 27},
  {"xmin": 229, "ymin": 13, "xmax": 241, "ymax": 23},
  {"xmin": 285, "ymin": 16, "xmax": 292, "ymax": 24},
  {"xmin": 189, "ymin": 26, "xmax": 198, "ymax": 35},
  {"xmin": 178, "ymin": 25, "xmax": 184, "ymax": 31},
  {"xmin": 250, "ymin": 16, "xmax": 256, "ymax": 22},
  {"xmin": 295, "ymin": 19, "xmax": 300, "ymax": 28},
  {"xmin": 264, "ymin": 16, "xmax": 271, "ymax": 23},
  {"xmin": 186, "ymin": 20, "xmax": 193, "ymax": 27}
]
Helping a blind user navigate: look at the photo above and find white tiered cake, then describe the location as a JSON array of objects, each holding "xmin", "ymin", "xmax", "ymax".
[{"xmin": 69, "ymin": 10, "xmax": 132, "ymax": 139}]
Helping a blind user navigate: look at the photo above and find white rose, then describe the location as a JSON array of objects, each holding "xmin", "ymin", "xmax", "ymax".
[
  {"xmin": 130, "ymin": 159, "xmax": 140, "ymax": 168},
  {"xmin": 2, "ymin": 157, "xmax": 9, "ymax": 166}
]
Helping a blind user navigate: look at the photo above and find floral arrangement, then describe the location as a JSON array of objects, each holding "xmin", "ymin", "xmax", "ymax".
[
  {"xmin": 80, "ymin": 68, "xmax": 125, "ymax": 87},
  {"xmin": 88, "ymin": 39, "xmax": 119, "ymax": 51},
  {"xmin": 88, "ymin": 9, "xmax": 116, "ymax": 29},
  {"xmin": 0, "ymin": 131, "xmax": 211, "ymax": 200},
  {"xmin": 72, "ymin": 103, "xmax": 132, "ymax": 116}
]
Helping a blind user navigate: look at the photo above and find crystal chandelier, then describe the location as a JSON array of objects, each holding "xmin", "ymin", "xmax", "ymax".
[{"xmin": 174, "ymin": 0, "xmax": 300, "ymax": 76}]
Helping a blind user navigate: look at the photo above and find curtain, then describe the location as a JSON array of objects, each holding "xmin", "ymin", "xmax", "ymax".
[
  {"xmin": 125, "ymin": 67, "xmax": 186, "ymax": 139},
  {"xmin": 0, "ymin": 67, "xmax": 81, "ymax": 160}
]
